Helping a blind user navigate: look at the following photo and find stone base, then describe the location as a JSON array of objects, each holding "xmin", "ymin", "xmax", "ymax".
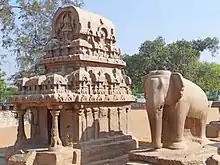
[
  {"xmin": 74, "ymin": 135, "xmax": 136, "ymax": 165},
  {"xmin": 128, "ymin": 141, "xmax": 220, "ymax": 165},
  {"xmin": 8, "ymin": 147, "xmax": 81, "ymax": 165},
  {"xmin": 7, "ymin": 135, "xmax": 136, "ymax": 165}
]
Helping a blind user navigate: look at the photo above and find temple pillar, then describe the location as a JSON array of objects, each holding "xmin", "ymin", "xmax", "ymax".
[
  {"xmin": 85, "ymin": 108, "xmax": 94, "ymax": 140},
  {"xmin": 110, "ymin": 107, "xmax": 118, "ymax": 136},
  {"xmin": 99, "ymin": 107, "xmax": 109, "ymax": 137},
  {"xmin": 126, "ymin": 106, "xmax": 131, "ymax": 134},
  {"xmin": 49, "ymin": 110, "xmax": 62, "ymax": 151},
  {"xmin": 77, "ymin": 107, "xmax": 84, "ymax": 141},
  {"xmin": 31, "ymin": 108, "xmax": 40, "ymax": 141},
  {"xmin": 92, "ymin": 108, "xmax": 99, "ymax": 139},
  {"xmin": 120, "ymin": 107, "xmax": 127, "ymax": 134},
  {"xmin": 15, "ymin": 110, "xmax": 27, "ymax": 146},
  {"xmin": 117, "ymin": 107, "xmax": 122, "ymax": 132}
]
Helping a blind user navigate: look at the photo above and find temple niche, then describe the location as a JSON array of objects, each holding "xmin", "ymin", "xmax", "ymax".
[{"xmin": 7, "ymin": 5, "xmax": 136, "ymax": 165}]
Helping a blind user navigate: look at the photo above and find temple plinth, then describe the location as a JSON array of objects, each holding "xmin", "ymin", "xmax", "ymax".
[{"xmin": 7, "ymin": 5, "xmax": 136, "ymax": 165}]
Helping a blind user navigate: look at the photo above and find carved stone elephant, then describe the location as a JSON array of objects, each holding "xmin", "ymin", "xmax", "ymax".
[{"xmin": 142, "ymin": 70, "xmax": 209, "ymax": 150}]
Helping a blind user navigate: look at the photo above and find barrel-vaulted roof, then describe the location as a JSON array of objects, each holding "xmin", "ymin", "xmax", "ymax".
[{"xmin": 52, "ymin": 6, "xmax": 116, "ymax": 40}]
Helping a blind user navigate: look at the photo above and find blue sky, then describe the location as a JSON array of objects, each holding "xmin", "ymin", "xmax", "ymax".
[{"xmin": 1, "ymin": 0, "xmax": 220, "ymax": 79}]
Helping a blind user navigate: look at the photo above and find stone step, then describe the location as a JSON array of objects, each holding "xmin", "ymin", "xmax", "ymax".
[
  {"xmin": 85, "ymin": 154, "xmax": 128, "ymax": 165},
  {"xmin": 127, "ymin": 161, "xmax": 153, "ymax": 165},
  {"xmin": 75, "ymin": 135, "xmax": 133, "ymax": 149}
]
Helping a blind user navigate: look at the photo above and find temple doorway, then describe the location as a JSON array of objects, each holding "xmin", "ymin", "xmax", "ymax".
[{"xmin": 47, "ymin": 110, "xmax": 61, "ymax": 145}]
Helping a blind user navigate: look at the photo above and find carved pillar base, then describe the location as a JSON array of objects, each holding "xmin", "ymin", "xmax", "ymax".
[
  {"xmin": 49, "ymin": 136, "xmax": 63, "ymax": 151},
  {"xmin": 49, "ymin": 110, "xmax": 63, "ymax": 151}
]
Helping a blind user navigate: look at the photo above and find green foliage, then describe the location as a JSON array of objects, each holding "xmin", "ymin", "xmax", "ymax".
[
  {"xmin": 192, "ymin": 62, "xmax": 220, "ymax": 92},
  {"xmin": 123, "ymin": 36, "xmax": 220, "ymax": 93},
  {"xmin": 0, "ymin": 71, "xmax": 18, "ymax": 101},
  {"xmin": 0, "ymin": 72, "xmax": 6, "ymax": 102},
  {"xmin": 0, "ymin": 0, "xmax": 84, "ymax": 81}
]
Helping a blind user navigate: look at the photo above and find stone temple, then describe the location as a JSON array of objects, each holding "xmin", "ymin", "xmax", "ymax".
[{"xmin": 7, "ymin": 5, "xmax": 136, "ymax": 165}]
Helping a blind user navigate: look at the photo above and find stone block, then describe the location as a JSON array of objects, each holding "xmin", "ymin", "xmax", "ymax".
[
  {"xmin": 74, "ymin": 135, "xmax": 136, "ymax": 165},
  {"xmin": 206, "ymin": 122, "xmax": 220, "ymax": 138},
  {"xmin": 207, "ymin": 108, "xmax": 220, "ymax": 124},
  {"xmin": 33, "ymin": 148, "xmax": 81, "ymax": 165},
  {"xmin": 128, "ymin": 141, "xmax": 219, "ymax": 165},
  {"xmin": 8, "ymin": 151, "xmax": 36, "ymax": 165}
]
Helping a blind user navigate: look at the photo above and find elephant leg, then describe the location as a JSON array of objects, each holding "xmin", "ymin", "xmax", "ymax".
[
  {"xmin": 146, "ymin": 108, "xmax": 163, "ymax": 149},
  {"xmin": 199, "ymin": 109, "xmax": 209, "ymax": 144},
  {"xmin": 168, "ymin": 102, "xmax": 189, "ymax": 150},
  {"xmin": 188, "ymin": 108, "xmax": 209, "ymax": 144}
]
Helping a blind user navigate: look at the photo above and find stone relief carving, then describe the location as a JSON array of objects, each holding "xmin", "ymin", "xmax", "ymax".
[
  {"xmin": 8, "ymin": 6, "xmax": 134, "ymax": 165},
  {"xmin": 41, "ymin": 6, "xmax": 124, "ymax": 67}
]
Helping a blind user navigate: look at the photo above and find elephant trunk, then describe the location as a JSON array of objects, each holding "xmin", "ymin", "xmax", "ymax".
[{"xmin": 147, "ymin": 107, "xmax": 163, "ymax": 149}]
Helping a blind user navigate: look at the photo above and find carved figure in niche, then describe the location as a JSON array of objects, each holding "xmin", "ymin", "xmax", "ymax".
[
  {"xmin": 110, "ymin": 28, "xmax": 116, "ymax": 45},
  {"xmin": 59, "ymin": 12, "xmax": 75, "ymax": 41},
  {"xmin": 103, "ymin": 82, "xmax": 108, "ymax": 95},
  {"xmin": 81, "ymin": 81, "xmax": 89, "ymax": 94},
  {"xmin": 86, "ymin": 22, "xmax": 96, "ymax": 56},
  {"xmin": 93, "ymin": 84, "xmax": 98, "ymax": 94},
  {"xmin": 127, "ymin": 87, "xmax": 132, "ymax": 95},
  {"xmin": 108, "ymin": 28, "xmax": 120, "ymax": 58},
  {"xmin": 109, "ymin": 85, "xmax": 114, "ymax": 95},
  {"xmin": 98, "ymin": 28, "xmax": 107, "ymax": 49},
  {"xmin": 98, "ymin": 83, "xmax": 105, "ymax": 94},
  {"xmin": 113, "ymin": 84, "xmax": 120, "ymax": 94},
  {"xmin": 121, "ymin": 87, "xmax": 127, "ymax": 95},
  {"xmin": 66, "ymin": 125, "xmax": 73, "ymax": 146},
  {"xmin": 87, "ymin": 22, "xmax": 94, "ymax": 44}
]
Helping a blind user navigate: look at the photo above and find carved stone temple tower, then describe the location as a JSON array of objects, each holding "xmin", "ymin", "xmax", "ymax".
[{"xmin": 7, "ymin": 5, "xmax": 136, "ymax": 165}]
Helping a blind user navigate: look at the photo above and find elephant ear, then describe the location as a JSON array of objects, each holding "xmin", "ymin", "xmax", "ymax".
[
  {"xmin": 141, "ymin": 75, "xmax": 148, "ymax": 99},
  {"xmin": 171, "ymin": 72, "xmax": 185, "ymax": 100}
]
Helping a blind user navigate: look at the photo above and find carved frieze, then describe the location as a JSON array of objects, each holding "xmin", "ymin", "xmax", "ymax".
[
  {"xmin": 9, "ymin": 6, "xmax": 135, "ymax": 105},
  {"xmin": 41, "ymin": 6, "xmax": 124, "ymax": 67}
]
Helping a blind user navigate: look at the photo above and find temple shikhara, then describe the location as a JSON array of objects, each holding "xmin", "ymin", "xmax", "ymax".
[{"xmin": 7, "ymin": 5, "xmax": 136, "ymax": 165}]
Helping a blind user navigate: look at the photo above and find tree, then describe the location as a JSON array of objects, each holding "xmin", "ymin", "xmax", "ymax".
[
  {"xmin": 123, "ymin": 36, "xmax": 220, "ymax": 93},
  {"xmin": 0, "ymin": 71, "xmax": 6, "ymax": 101},
  {"xmin": 0, "ymin": 0, "xmax": 84, "ymax": 80},
  {"xmin": 193, "ymin": 62, "xmax": 220, "ymax": 92}
]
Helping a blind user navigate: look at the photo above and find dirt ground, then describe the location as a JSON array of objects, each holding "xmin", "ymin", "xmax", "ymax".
[
  {"xmin": 129, "ymin": 109, "xmax": 151, "ymax": 142},
  {"xmin": 0, "ymin": 125, "xmax": 31, "ymax": 148},
  {"xmin": 0, "ymin": 109, "xmax": 150, "ymax": 164},
  {"xmin": 0, "ymin": 110, "xmax": 150, "ymax": 148},
  {"xmin": 0, "ymin": 108, "xmax": 218, "ymax": 148}
]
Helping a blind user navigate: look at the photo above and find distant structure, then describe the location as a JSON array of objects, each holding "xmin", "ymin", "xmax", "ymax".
[{"xmin": 7, "ymin": 5, "xmax": 136, "ymax": 165}]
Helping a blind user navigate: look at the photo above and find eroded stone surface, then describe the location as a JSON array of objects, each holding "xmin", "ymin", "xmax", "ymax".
[
  {"xmin": 7, "ymin": 5, "xmax": 135, "ymax": 165},
  {"xmin": 129, "ymin": 141, "xmax": 220, "ymax": 165}
]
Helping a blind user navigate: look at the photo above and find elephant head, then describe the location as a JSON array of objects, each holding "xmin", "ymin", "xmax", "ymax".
[{"xmin": 142, "ymin": 70, "xmax": 184, "ymax": 149}]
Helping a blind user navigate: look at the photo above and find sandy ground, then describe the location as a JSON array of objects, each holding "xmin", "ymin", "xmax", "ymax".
[
  {"xmin": 0, "ymin": 125, "xmax": 31, "ymax": 148},
  {"xmin": 129, "ymin": 109, "xmax": 151, "ymax": 142},
  {"xmin": 0, "ymin": 125, "xmax": 31, "ymax": 165}
]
